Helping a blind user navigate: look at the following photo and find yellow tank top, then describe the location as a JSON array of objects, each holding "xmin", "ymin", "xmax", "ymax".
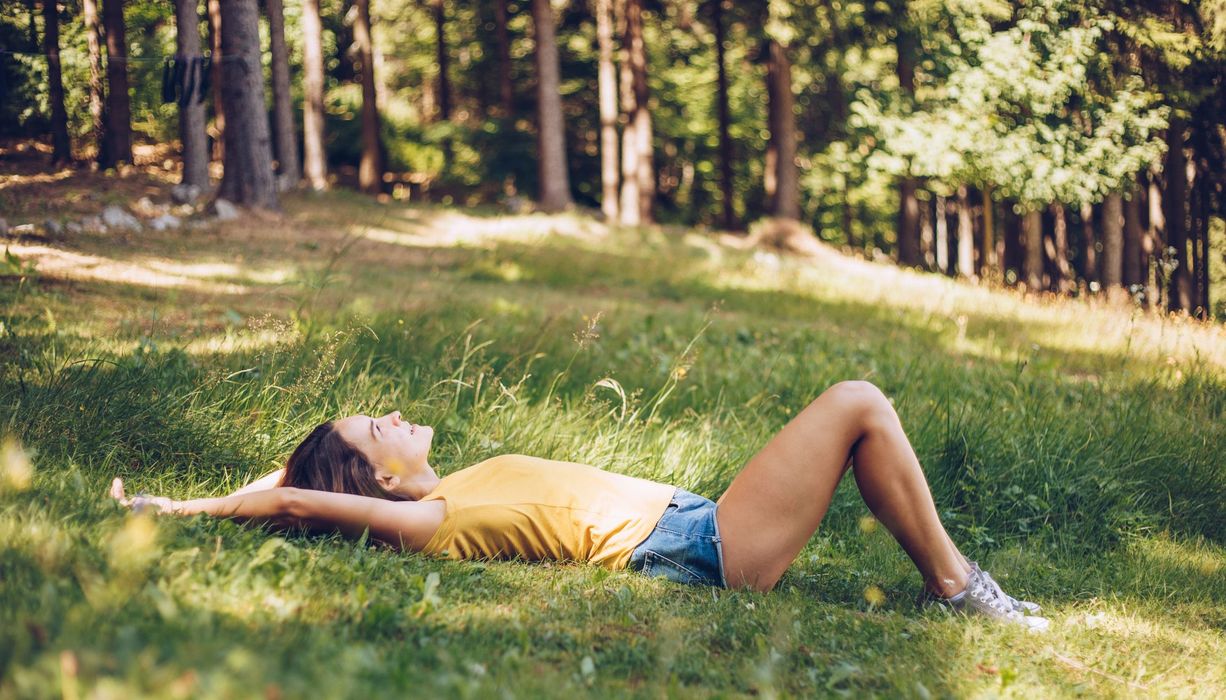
[{"xmin": 419, "ymin": 454, "xmax": 675, "ymax": 570}]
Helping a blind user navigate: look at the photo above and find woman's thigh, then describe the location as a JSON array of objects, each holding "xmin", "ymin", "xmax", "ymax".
[{"xmin": 715, "ymin": 381, "xmax": 874, "ymax": 591}]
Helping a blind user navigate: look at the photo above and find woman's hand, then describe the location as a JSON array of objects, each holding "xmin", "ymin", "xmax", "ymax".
[{"xmin": 109, "ymin": 477, "xmax": 178, "ymax": 515}]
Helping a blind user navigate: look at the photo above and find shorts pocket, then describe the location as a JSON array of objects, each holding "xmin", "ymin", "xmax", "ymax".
[{"xmin": 641, "ymin": 550, "xmax": 703, "ymax": 586}]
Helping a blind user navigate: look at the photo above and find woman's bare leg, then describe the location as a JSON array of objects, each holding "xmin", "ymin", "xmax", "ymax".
[{"xmin": 716, "ymin": 381, "xmax": 971, "ymax": 594}]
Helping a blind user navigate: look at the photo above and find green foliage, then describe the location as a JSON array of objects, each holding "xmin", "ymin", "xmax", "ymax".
[
  {"xmin": 2, "ymin": 247, "xmax": 38, "ymax": 280},
  {"xmin": 854, "ymin": 0, "xmax": 1168, "ymax": 207}
]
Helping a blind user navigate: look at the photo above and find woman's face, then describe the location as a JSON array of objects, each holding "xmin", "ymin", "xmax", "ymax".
[{"xmin": 334, "ymin": 411, "xmax": 434, "ymax": 494}]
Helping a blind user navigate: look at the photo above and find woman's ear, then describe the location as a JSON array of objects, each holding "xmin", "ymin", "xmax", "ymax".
[{"xmin": 377, "ymin": 471, "xmax": 400, "ymax": 491}]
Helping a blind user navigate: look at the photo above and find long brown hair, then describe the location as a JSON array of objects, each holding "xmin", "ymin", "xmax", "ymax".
[{"xmin": 280, "ymin": 422, "xmax": 406, "ymax": 501}]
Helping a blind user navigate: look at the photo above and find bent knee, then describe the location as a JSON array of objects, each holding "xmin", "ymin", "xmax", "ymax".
[{"xmin": 821, "ymin": 380, "xmax": 896, "ymax": 427}]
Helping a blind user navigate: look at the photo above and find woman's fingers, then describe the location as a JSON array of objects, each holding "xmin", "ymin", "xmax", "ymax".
[{"xmin": 110, "ymin": 477, "xmax": 126, "ymax": 501}]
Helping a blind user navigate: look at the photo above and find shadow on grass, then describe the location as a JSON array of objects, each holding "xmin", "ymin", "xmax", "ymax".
[
  {"xmin": 5, "ymin": 246, "xmax": 1225, "ymax": 546},
  {"xmin": 5, "ymin": 475, "xmax": 1222, "ymax": 697},
  {"xmin": 3, "ymin": 191, "xmax": 1226, "ymax": 695},
  {"xmin": 1, "ymin": 490, "xmax": 971, "ymax": 697}
]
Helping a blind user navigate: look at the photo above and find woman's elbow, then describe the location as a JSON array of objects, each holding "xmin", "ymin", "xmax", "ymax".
[{"xmin": 276, "ymin": 487, "xmax": 308, "ymax": 520}]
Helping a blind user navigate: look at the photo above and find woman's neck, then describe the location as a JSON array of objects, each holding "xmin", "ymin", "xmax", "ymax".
[{"xmin": 400, "ymin": 465, "xmax": 441, "ymax": 501}]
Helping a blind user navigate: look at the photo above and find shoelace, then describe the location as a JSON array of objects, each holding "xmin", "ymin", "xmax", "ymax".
[
  {"xmin": 971, "ymin": 562, "xmax": 1029, "ymax": 612},
  {"xmin": 974, "ymin": 570, "xmax": 1020, "ymax": 616},
  {"xmin": 979, "ymin": 570, "xmax": 1014, "ymax": 606}
]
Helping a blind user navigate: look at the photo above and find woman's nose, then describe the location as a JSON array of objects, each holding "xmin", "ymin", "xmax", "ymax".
[{"xmin": 390, "ymin": 411, "xmax": 401, "ymax": 426}]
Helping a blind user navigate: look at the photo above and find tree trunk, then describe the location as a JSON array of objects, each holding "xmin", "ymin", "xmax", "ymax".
[
  {"xmin": 618, "ymin": 12, "xmax": 640, "ymax": 226},
  {"xmin": 354, "ymin": 0, "xmax": 383, "ymax": 194},
  {"xmin": 768, "ymin": 38, "xmax": 798, "ymax": 221},
  {"xmin": 947, "ymin": 198, "xmax": 960, "ymax": 275},
  {"xmin": 1189, "ymin": 169, "xmax": 1203, "ymax": 318},
  {"xmin": 618, "ymin": 0, "xmax": 653, "ymax": 223},
  {"xmin": 1022, "ymin": 209, "xmax": 1043, "ymax": 291},
  {"xmin": 1191, "ymin": 148, "xmax": 1210, "ymax": 319},
  {"xmin": 1191, "ymin": 115, "xmax": 1214, "ymax": 319},
  {"xmin": 301, "ymin": 0, "xmax": 327, "ymax": 190},
  {"xmin": 1050, "ymin": 203, "xmax": 1071, "ymax": 293},
  {"xmin": 1078, "ymin": 202, "xmax": 1098, "ymax": 288},
  {"xmin": 216, "ymin": 0, "xmax": 277, "ymax": 209},
  {"xmin": 1002, "ymin": 202, "xmax": 1021, "ymax": 284},
  {"xmin": 895, "ymin": 19, "xmax": 920, "ymax": 267},
  {"xmin": 1164, "ymin": 118, "xmax": 1192, "ymax": 313},
  {"xmin": 898, "ymin": 178, "xmax": 921, "ymax": 267},
  {"xmin": 763, "ymin": 49, "xmax": 777, "ymax": 212},
  {"xmin": 596, "ymin": 0, "xmax": 619, "ymax": 221},
  {"xmin": 83, "ymin": 0, "xmax": 105, "ymax": 161},
  {"xmin": 100, "ymin": 0, "xmax": 132, "ymax": 168},
  {"xmin": 42, "ymin": 0, "xmax": 71, "ymax": 163},
  {"xmin": 919, "ymin": 194, "xmax": 934, "ymax": 269},
  {"xmin": 494, "ymin": 0, "xmax": 513, "ymax": 116},
  {"xmin": 1122, "ymin": 190, "xmax": 1143, "ymax": 289},
  {"xmin": 1041, "ymin": 206, "xmax": 1057, "ymax": 290},
  {"xmin": 265, "ymin": 0, "xmax": 299, "ymax": 189},
  {"xmin": 713, "ymin": 0, "xmax": 734, "ymax": 230},
  {"xmin": 956, "ymin": 186, "xmax": 974, "ymax": 278},
  {"xmin": 434, "ymin": 0, "xmax": 450, "ymax": 120},
  {"xmin": 1146, "ymin": 172, "xmax": 1162, "ymax": 306},
  {"xmin": 1198, "ymin": 182, "xmax": 1211, "ymax": 319},
  {"xmin": 532, "ymin": 0, "xmax": 572, "ymax": 212},
  {"xmin": 174, "ymin": 0, "xmax": 209, "ymax": 189},
  {"xmin": 934, "ymin": 194, "xmax": 949, "ymax": 273},
  {"xmin": 926, "ymin": 197, "xmax": 946, "ymax": 273},
  {"xmin": 625, "ymin": 0, "xmax": 652, "ymax": 222},
  {"xmin": 1101, "ymin": 192, "xmax": 1124, "ymax": 297},
  {"xmin": 1196, "ymin": 160, "xmax": 1210, "ymax": 319},
  {"xmin": 207, "ymin": 0, "xmax": 224, "ymax": 163},
  {"xmin": 980, "ymin": 183, "xmax": 994, "ymax": 279}
]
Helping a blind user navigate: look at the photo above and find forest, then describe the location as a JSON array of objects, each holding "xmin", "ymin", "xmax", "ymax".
[
  {"xmin": 2, "ymin": 0, "xmax": 1224, "ymax": 317},
  {"xmin": 3, "ymin": 1, "xmax": 1226, "ymax": 697}
]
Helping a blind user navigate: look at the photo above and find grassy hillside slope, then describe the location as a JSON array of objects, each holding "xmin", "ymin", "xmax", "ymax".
[{"xmin": 2, "ymin": 173, "xmax": 1224, "ymax": 697}]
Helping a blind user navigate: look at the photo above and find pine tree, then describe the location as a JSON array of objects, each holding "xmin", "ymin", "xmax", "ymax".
[
  {"xmin": 532, "ymin": 0, "xmax": 573, "ymax": 212},
  {"xmin": 354, "ymin": 0, "xmax": 384, "ymax": 194},
  {"xmin": 217, "ymin": 0, "xmax": 277, "ymax": 209},
  {"xmin": 42, "ymin": 0, "xmax": 70, "ymax": 163},
  {"xmin": 174, "ymin": 0, "xmax": 209, "ymax": 189},
  {"xmin": 100, "ymin": 0, "xmax": 132, "ymax": 168},
  {"xmin": 266, "ymin": 0, "xmax": 299, "ymax": 189},
  {"xmin": 302, "ymin": 0, "xmax": 328, "ymax": 190}
]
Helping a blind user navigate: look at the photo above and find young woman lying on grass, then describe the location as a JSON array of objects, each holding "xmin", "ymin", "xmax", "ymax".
[{"xmin": 110, "ymin": 380, "xmax": 1049, "ymax": 630}]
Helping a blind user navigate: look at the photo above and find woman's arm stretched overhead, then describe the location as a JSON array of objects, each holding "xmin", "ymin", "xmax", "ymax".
[
  {"xmin": 109, "ymin": 478, "xmax": 445, "ymax": 551},
  {"xmin": 225, "ymin": 468, "xmax": 286, "ymax": 497}
]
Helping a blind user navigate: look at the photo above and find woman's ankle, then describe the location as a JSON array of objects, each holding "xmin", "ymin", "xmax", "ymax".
[{"xmin": 925, "ymin": 568, "xmax": 970, "ymax": 599}]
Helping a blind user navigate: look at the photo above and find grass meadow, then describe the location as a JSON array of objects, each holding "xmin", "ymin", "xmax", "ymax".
[{"xmin": 2, "ymin": 179, "xmax": 1225, "ymax": 697}]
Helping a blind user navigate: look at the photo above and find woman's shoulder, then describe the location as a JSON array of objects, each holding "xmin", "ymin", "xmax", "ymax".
[
  {"xmin": 469, "ymin": 453, "xmax": 555, "ymax": 468},
  {"xmin": 437, "ymin": 454, "xmax": 535, "ymax": 481},
  {"xmin": 448, "ymin": 454, "xmax": 600, "ymax": 480}
]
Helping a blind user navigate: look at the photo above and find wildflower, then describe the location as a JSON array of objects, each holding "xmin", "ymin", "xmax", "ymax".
[
  {"xmin": 864, "ymin": 585, "xmax": 886, "ymax": 607},
  {"xmin": 109, "ymin": 514, "xmax": 159, "ymax": 572},
  {"xmin": 858, "ymin": 515, "xmax": 877, "ymax": 534},
  {"xmin": 1, "ymin": 438, "xmax": 32, "ymax": 492}
]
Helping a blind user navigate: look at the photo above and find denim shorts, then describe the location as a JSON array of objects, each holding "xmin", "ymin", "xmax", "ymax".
[{"xmin": 627, "ymin": 488, "xmax": 727, "ymax": 588}]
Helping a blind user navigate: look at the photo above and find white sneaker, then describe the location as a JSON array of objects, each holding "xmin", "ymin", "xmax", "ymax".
[
  {"xmin": 970, "ymin": 561, "xmax": 1041, "ymax": 615},
  {"xmin": 925, "ymin": 567, "xmax": 1050, "ymax": 632}
]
